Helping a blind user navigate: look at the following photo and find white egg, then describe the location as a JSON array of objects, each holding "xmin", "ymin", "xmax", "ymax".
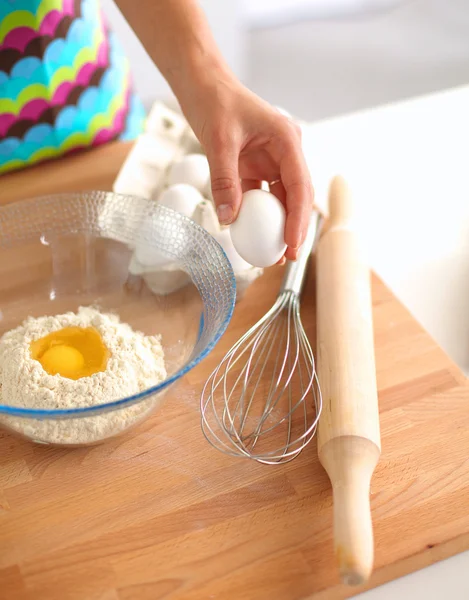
[
  {"xmin": 158, "ymin": 184, "xmax": 203, "ymax": 218},
  {"xmin": 167, "ymin": 153, "xmax": 211, "ymax": 194},
  {"xmin": 214, "ymin": 228, "xmax": 252, "ymax": 274},
  {"xmin": 132, "ymin": 245, "xmax": 171, "ymax": 270},
  {"xmin": 230, "ymin": 189, "xmax": 287, "ymax": 268},
  {"xmin": 133, "ymin": 218, "xmax": 172, "ymax": 269},
  {"xmin": 142, "ymin": 267, "xmax": 191, "ymax": 296}
]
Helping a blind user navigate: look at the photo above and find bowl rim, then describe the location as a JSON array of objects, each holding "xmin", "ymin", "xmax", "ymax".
[{"xmin": 0, "ymin": 192, "xmax": 236, "ymax": 418}]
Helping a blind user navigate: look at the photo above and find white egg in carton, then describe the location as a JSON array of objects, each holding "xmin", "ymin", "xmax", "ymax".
[{"xmin": 110, "ymin": 101, "xmax": 263, "ymax": 300}]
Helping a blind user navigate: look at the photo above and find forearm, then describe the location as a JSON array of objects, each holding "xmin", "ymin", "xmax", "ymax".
[{"xmin": 114, "ymin": 0, "xmax": 232, "ymax": 104}]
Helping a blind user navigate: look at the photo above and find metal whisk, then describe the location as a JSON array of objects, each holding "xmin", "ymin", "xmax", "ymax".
[{"xmin": 201, "ymin": 213, "xmax": 323, "ymax": 464}]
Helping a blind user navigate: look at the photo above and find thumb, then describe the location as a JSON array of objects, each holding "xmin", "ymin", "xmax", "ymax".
[{"xmin": 207, "ymin": 144, "xmax": 241, "ymax": 225}]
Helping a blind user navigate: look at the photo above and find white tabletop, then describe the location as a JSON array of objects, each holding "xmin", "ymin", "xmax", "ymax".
[
  {"xmin": 303, "ymin": 84, "xmax": 469, "ymax": 374},
  {"xmin": 301, "ymin": 85, "xmax": 469, "ymax": 598}
]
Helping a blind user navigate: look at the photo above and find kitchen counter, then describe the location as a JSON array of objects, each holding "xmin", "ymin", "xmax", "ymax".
[
  {"xmin": 1, "ymin": 142, "xmax": 132, "ymax": 205},
  {"xmin": 1, "ymin": 85, "xmax": 469, "ymax": 600}
]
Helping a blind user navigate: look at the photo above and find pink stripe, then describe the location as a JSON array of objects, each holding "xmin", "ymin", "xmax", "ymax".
[
  {"xmin": 78, "ymin": 45, "xmax": 108, "ymax": 81},
  {"xmin": 38, "ymin": 0, "xmax": 76, "ymax": 36},
  {"xmin": 51, "ymin": 60, "xmax": 108, "ymax": 105},
  {"xmin": 96, "ymin": 39, "xmax": 108, "ymax": 66},
  {"xmin": 92, "ymin": 96, "xmax": 129, "ymax": 146},
  {"xmin": 1, "ymin": 0, "xmax": 76, "ymax": 52},
  {"xmin": 63, "ymin": 0, "xmax": 75, "ymax": 15},
  {"xmin": 75, "ymin": 62, "xmax": 95, "ymax": 86},
  {"xmin": 92, "ymin": 112, "xmax": 125, "ymax": 145},
  {"xmin": 52, "ymin": 39, "xmax": 107, "ymax": 100},
  {"xmin": 100, "ymin": 9, "xmax": 110, "ymax": 30},
  {"xmin": 39, "ymin": 10, "xmax": 63, "ymax": 37},
  {"xmin": 0, "ymin": 114, "xmax": 16, "ymax": 138},
  {"xmin": 50, "ymin": 40, "xmax": 108, "ymax": 102},
  {"xmin": 39, "ymin": 0, "xmax": 75, "ymax": 35},
  {"xmin": 51, "ymin": 81, "xmax": 73, "ymax": 105},
  {"xmin": 65, "ymin": 101, "xmax": 128, "ymax": 154},
  {"xmin": 67, "ymin": 145, "xmax": 87, "ymax": 155},
  {"xmin": 92, "ymin": 129, "xmax": 113, "ymax": 146},
  {"xmin": 19, "ymin": 98, "xmax": 49, "ymax": 121},
  {"xmin": 1, "ymin": 28, "xmax": 38, "ymax": 52},
  {"xmin": 1, "ymin": 99, "xmax": 50, "ymax": 135}
]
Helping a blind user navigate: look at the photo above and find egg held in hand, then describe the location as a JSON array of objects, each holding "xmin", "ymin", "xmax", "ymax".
[{"xmin": 230, "ymin": 189, "xmax": 287, "ymax": 268}]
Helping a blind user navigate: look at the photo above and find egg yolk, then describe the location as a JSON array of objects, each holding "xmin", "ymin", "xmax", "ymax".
[
  {"xmin": 41, "ymin": 345, "xmax": 85, "ymax": 378},
  {"xmin": 30, "ymin": 326, "xmax": 110, "ymax": 380}
]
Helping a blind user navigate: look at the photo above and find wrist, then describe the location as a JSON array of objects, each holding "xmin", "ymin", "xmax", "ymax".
[{"xmin": 170, "ymin": 49, "xmax": 235, "ymax": 109}]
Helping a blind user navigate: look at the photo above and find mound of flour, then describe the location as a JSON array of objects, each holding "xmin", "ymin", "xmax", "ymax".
[{"xmin": 0, "ymin": 307, "xmax": 166, "ymax": 445}]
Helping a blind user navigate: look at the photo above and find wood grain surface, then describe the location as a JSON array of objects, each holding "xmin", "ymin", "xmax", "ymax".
[{"xmin": 1, "ymin": 145, "xmax": 469, "ymax": 600}]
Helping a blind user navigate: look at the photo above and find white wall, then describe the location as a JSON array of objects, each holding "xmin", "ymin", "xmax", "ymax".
[
  {"xmin": 244, "ymin": 0, "xmax": 407, "ymax": 28},
  {"xmin": 102, "ymin": 0, "xmax": 246, "ymax": 109},
  {"xmin": 247, "ymin": 0, "xmax": 469, "ymax": 121}
]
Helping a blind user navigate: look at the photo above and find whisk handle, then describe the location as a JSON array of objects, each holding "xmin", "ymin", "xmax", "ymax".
[{"xmin": 280, "ymin": 212, "xmax": 323, "ymax": 295}]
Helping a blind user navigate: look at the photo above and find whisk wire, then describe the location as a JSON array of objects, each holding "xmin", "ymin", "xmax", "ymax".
[
  {"xmin": 201, "ymin": 292, "xmax": 322, "ymax": 464},
  {"xmin": 221, "ymin": 295, "xmax": 286, "ymax": 442},
  {"xmin": 201, "ymin": 214, "xmax": 323, "ymax": 464}
]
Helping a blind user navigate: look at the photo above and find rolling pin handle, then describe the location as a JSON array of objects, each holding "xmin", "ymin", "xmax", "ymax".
[{"xmin": 320, "ymin": 436, "xmax": 380, "ymax": 586}]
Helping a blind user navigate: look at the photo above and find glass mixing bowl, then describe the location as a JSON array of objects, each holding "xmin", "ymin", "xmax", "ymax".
[{"xmin": 0, "ymin": 192, "xmax": 235, "ymax": 446}]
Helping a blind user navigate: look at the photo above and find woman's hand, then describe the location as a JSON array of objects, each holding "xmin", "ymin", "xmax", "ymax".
[
  {"xmin": 115, "ymin": 0, "xmax": 314, "ymax": 260},
  {"xmin": 183, "ymin": 76, "xmax": 314, "ymax": 261}
]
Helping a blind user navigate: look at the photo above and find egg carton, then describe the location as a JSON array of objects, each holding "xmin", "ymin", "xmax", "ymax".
[{"xmin": 108, "ymin": 100, "xmax": 264, "ymax": 300}]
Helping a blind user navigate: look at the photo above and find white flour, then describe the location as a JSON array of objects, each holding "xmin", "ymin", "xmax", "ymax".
[{"xmin": 0, "ymin": 307, "xmax": 166, "ymax": 445}]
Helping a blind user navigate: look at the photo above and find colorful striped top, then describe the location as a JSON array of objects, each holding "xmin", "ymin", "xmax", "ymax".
[{"xmin": 0, "ymin": 0, "xmax": 145, "ymax": 175}]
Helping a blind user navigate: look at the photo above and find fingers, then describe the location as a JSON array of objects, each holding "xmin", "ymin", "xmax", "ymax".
[
  {"xmin": 242, "ymin": 179, "xmax": 262, "ymax": 193},
  {"xmin": 206, "ymin": 141, "xmax": 242, "ymax": 225},
  {"xmin": 284, "ymin": 246, "xmax": 298, "ymax": 261},
  {"xmin": 277, "ymin": 128, "xmax": 314, "ymax": 255},
  {"xmin": 269, "ymin": 179, "xmax": 286, "ymax": 206},
  {"xmin": 269, "ymin": 181, "xmax": 292, "ymax": 259}
]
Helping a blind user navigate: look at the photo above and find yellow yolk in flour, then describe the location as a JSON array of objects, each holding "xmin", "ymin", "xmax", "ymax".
[{"xmin": 30, "ymin": 327, "xmax": 110, "ymax": 380}]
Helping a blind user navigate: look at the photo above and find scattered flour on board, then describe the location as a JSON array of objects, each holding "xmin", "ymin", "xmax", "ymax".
[{"xmin": 0, "ymin": 307, "xmax": 166, "ymax": 445}]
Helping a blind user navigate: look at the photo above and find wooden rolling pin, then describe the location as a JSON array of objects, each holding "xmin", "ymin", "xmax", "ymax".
[{"xmin": 317, "ymin": 176, "xmax": 381, "ymax": 586}]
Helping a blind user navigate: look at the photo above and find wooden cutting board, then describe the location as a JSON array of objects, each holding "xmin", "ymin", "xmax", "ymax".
[{"xmin": 1, "ymin": 145, "xmax": 469, "ymax": 600}]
